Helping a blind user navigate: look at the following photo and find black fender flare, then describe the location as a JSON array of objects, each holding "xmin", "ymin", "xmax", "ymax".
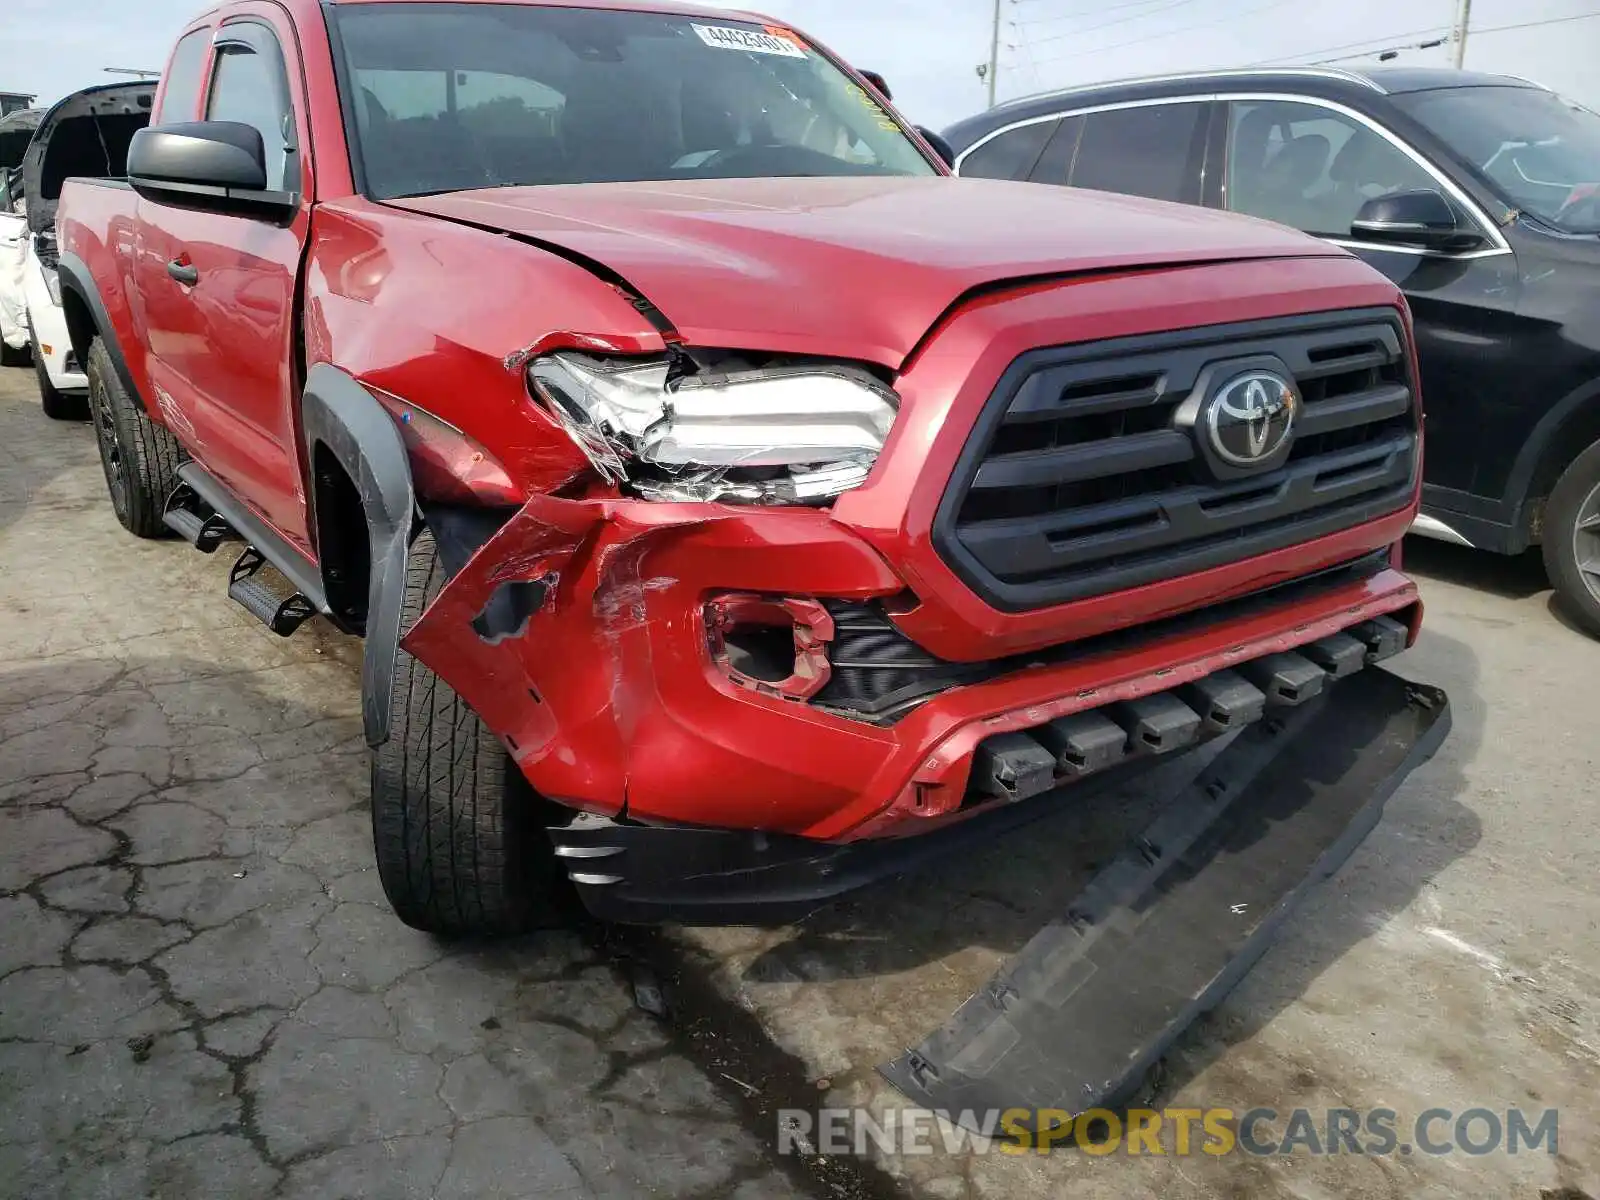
[
  {"xmin": 55, "ymin": 250, "xmax": 152, "ymax": 414},
  {"xmin": 300, "ymin": 363, "xmax": 416, "ymax": 747},
  {"xmin": 1504, "ymin": 374, "xmax": 1600, "ymax": 529}
]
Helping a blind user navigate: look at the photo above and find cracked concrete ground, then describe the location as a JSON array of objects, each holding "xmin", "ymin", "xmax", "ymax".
[
  {"xmin": 2, "ymin": 360, "xmax": 1598, "ymax": 1200},
  {"xmin": 0, "ymin": 368, "xmax": 816, "ymax": 1200}
]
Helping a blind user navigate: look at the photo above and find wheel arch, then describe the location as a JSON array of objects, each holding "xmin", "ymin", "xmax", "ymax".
[
  {"xmin": 300, "ymin": 363, "xmax": 417, "ymax": 748},
  {"xmin": 1510, "ymin": 375, "xmax": 1600, "ymax": 542},
  {"xmin": 55, "ymin": 251, "xmax": 149, "ymax": 415}
]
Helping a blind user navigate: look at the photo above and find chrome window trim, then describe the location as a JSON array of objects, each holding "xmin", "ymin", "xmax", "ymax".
[
  {"xmin": 954, "ymin": 89, "xmax": 1512, "ymax": 259},
  {"xmin": 952, "ymin": 95, "xmax": 1209, "ymax": 171},
  {"xmin": 993, "ymin": 66, "xmax": 1384, "ymax": 114}
]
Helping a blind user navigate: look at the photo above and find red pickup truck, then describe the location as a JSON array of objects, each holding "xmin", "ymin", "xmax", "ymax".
[{"xmin": 56, "ymin": 0, "xmax": 1444, "ymax": 967}]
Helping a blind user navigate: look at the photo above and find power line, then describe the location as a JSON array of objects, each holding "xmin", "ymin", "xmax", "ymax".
[
  {"xmin": 1010, "ymin": 0, "xmax": 1195, "ymax": 26},
  {"xmin": 1024, "ymin": 0, "xmax": 1204, "ymax": 49},
  {"xmin": 1246, "ymin": 25, "xmax": 1450, "ymax": 68},
  {"xmin": 1026, "ymin": 0, "xmax": 1299, "ymax": 67},
  {"xmin": 1253, "ymin": 9, "xmax": 1600, "ymax": 70},
  {"xmin": 1470, "ymin": 10, "xmax": 1600, "ymax": 39}
]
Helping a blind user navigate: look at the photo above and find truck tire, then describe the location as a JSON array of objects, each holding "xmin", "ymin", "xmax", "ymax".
[
  {"xmin": 371, "ymin": 529, "xmax": 566, "ymax": 936},
  {"xmin": 1543, "ymin": 439, "xmax": 1600, "ymax": 639},
  {"xmin": 0, "ymin": 340, "xmax": 29, "ymax": 368},
  {"xmin": 33, "ymin": 327, "xmax": 87, "ymax": 420},
  {"xmin": 87, "ymin": 338, "xmax": 184, "ymax": 538}
]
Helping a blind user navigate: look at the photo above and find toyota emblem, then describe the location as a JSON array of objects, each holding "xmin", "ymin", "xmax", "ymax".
[{"xmin": 1204, "ymin": 371, "xmax": 1298, "ymax": 467}]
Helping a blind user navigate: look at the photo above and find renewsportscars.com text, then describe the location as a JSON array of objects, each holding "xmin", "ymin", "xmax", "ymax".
[{"xmin": 777, "ymin": 1106, "xmax": 1559, "ymax": 1158}]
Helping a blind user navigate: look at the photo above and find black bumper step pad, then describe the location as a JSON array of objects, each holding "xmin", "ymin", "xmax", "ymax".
[{"xmin": 880, "ymin": 666, "xmax": 1449, "ymax": 1129}]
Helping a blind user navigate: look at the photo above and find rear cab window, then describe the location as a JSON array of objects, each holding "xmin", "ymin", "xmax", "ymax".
[
  {"xmin": 330, "ymin": 3, "xmax": 938, "ymax": 199},
  {"xmin": 155, "ymin": 29, "xmax": 212, "ymax": 125}
]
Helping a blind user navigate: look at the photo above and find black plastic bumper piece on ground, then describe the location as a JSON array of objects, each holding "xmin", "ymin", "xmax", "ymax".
[{"xmin": 878, "ymin": 666, "xmax": 1449, "ymax": 1129}]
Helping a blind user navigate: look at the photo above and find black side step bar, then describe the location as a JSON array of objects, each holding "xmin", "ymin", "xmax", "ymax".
[
  {"xmin": 879, "ymin": 666, "xmax": 1450, "ymax": 1128},
  {"xmin": 172, "ymin": 463, "xmax": 330, "ymax": 636},
  {"xmin": 228, "ymin": 547, "xmax": 317, "ymax": 636},
  {"xmin": 161, "ymin": 482, "xmax": 235, "ymax": 552}
]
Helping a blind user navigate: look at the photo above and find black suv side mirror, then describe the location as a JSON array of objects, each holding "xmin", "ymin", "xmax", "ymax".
[
  {"xmin": 916, "ymin": 127, "xmax": 955, "ymax": 169},
  {"xmin": 128, "ymin": 121, "xmax": 295, "ymax": 221},
  {"xmin": 1351, "ymin": 189, "xmax": 1486, "ymax": 252}
]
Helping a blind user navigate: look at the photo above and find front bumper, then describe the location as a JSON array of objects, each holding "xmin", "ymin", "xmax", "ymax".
[
  {"xmin": 401, "ymin": 255, "xmax": 1422, "ymax": 843},
  {"xmin": 552, "ymin": 661, "xmax": 1447, "ymax": 926},
  {"xmin": 404, "ymin": 486, "xmax": 1420, "ymax": 844}
]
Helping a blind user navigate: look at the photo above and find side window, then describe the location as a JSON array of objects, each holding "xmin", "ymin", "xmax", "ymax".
[
  {"xmin": 1225, "ymin": 99, "xmax": 1444, "ymax": 237},
  {"xmin": 1027, "ymin": 115, "xmax": 1085, "ymax": 185},
  {"xmin": 958, "ymin": 120, "xmax": 1058, "ymax": 181},
  {"xmin": 1069, "ymin": 102, "xmax": 1205, "ymax": 203},
  {"xmin": 206, "ymin": 32, "xmax": 295, "ymax": 192},
  {"xmin": 155, "ymin": 30, "xmax": 211, "ymax": 125}
]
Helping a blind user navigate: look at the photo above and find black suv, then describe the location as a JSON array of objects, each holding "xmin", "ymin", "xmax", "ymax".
[{"xmin": 944, "ymin": 67, "xmax": 1600, "ymax": 634}]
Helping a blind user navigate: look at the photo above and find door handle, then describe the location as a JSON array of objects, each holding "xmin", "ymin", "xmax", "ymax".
[{"xmin": 166, "ymin": 259, "xmax": 199, "ymax": 286}]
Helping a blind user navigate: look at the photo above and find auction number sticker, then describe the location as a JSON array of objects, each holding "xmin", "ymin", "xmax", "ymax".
[{"xmin": 692, "ymin": 24, "xmax": 807, "ymax": 58}]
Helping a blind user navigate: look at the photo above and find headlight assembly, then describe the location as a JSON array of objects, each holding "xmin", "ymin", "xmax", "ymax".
[{"xmin": 528, "ymin": 352, "xmax": 898, "ymax": 504}]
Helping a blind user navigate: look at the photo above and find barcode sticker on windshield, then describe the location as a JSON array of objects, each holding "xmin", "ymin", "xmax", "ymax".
[{"xmin": 692, "ymin": 24, "xmax": 807, "ymax": 58}]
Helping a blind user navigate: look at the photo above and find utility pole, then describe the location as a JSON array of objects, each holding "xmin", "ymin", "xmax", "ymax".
[
  {"xmin": 1451, "ymin": 0, "xmax": 1472, "ymax": 68},
  {"xmin": 986, "ymin": 0, "xmax": 1001, "ymax": 108}
]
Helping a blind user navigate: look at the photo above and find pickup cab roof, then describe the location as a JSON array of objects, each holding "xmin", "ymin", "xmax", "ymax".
[{"xmin": 22, "ymin": 81, "xmax": 153, "ymax": 233}]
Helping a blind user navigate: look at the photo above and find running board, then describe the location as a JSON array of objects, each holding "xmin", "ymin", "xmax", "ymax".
[
  {"xmin": 173, "ymin": 463, "xmax": 329, "ymax": 615},
  {"xmin": 879, "ymin": 666, "xmax": 1450, "ymax": 1128}
]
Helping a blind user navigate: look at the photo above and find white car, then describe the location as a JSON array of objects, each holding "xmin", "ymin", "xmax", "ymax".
[
  {"xmin": 9, "ymin": 82, "xmax": 152, "ymax": 417},
  {"xmin": 0, "ymin": 107, "xmax": 38, "ymax": 368}
]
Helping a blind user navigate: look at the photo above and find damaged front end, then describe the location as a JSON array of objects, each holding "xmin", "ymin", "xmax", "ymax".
[{"xmin": 526, "ymin": 348, "xmax": 899, "ymax": 505}]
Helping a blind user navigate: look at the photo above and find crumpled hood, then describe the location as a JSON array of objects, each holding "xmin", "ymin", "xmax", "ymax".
[{"xmin": 391, "ymin": 175, "xmax": 1346, "ymax": 368}]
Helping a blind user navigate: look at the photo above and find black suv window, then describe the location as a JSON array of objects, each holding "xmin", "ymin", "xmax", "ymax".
[
  {"xmin": 1226, "ymin": 99, "xmax": 1443, "ymax": 238},
  {"xmin": 206, "ymin": 29, "xmax": 296, "ymax": 192},
  {"xmin": 1068, "ymin": 102, "xmax": 1205, "ymax": 202},
  {"xmin": 959, "ymin": 119, "xmax": 1058, "ymax": 181},
  {"xmin": 156, "ymin": 30, "xmax": 211, "ymax": 125}
]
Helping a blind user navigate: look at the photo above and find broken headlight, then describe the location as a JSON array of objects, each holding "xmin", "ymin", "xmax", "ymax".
[{"xmin": 528, "ymin": 353, "xmax": 897, "ymax": 504}]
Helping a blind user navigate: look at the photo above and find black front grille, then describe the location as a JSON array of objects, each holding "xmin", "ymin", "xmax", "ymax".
[{"xmin": 933, "ymin": 308, "xmax": 1418, "ymax": 611}]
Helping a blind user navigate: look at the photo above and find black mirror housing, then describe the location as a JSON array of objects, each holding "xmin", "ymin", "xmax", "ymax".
[
  {"xmin": 128, "ymin": 122, "xmax": 294, "ymax": 220},
  {"xmin": 1351, "ymin": 188, "xmax": 1486, "ymax": 252},
  {"xmin": 857, "ymin": 70, "xmax": 892, "ymax": 102},
  {"xmin": 915, "ymin": 126, "xmax": 955, "ymax": 169}
]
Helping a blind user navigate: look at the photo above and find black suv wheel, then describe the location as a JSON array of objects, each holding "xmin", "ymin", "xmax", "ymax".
[{"xmin": 1543, "ymin": 439, "xmax": 1600, "ymax": 639}]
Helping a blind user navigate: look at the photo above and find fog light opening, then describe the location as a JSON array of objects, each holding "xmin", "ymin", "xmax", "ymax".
[{"xmin": 705, "ymin": 593, "xmax": 835, "ymax": 701}]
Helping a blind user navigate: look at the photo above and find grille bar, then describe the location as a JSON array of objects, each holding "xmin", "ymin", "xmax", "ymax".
[{"xmin": 933, "ymin": 308, "xmax": 1418, "ymax": 611}]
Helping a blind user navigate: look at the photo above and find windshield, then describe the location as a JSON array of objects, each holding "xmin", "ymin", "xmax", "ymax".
[
  {"xmin": 331, "ymin": 3, "xmax": 935, "ymax": 199},
  {"xmin": 1395, "ymin": 85, "xmax": 1600, "ymax": 234}
]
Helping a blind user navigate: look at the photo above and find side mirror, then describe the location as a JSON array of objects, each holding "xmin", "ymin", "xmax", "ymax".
[
  {"xmin": 857, "ymin": 70, "xmax": 892, "ymax": 102},
  {"xmin": 128, "ymin": 121, "xmax": 294, "ymax": 220},
  {"xmin": 916, "ymin": 127, "xmax": 955, "ymax": 169},
  {"xmin": 1350, "ymin": 189, "xmax": 1486, "ymax": 252}
]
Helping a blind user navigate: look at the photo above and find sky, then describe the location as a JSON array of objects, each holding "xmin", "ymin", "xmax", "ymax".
[{"xmin": 4, "ymin": 0, "xmax": 1597, "ymax": 129}]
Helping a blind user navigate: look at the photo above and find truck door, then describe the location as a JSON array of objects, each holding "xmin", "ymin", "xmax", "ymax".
[
  {"xmin": 134, "ymin": 14, "xmax": 313, "ymax": 552},
  {"xmin": 1215, "ymin": 97, "xmax": 1525, "ymax": 515}
]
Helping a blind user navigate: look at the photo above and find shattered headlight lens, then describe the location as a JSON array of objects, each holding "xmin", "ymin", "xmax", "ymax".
[
  {"xmin": 33, "ymin": 234, "xmax": 62, "ymax": 306},
  {"xmin": 528, "ymin": 353, "xmax": 898, "ymax": 504}
]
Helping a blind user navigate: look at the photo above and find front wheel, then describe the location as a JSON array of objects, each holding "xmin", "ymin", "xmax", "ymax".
[
  {"xmin": 1542, "ymin": 439, "xmax": 1600, "ymax": 639},
  {"xmin": 370, "ymin": 530, "xmax": 569, "ymax": 936}
]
